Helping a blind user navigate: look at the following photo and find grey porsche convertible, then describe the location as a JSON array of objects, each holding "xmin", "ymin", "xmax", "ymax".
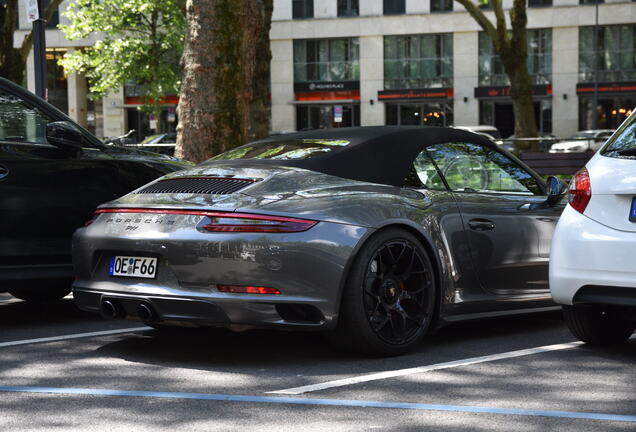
[{"xmin": 72, "ymin": 126, "xmax": 567, "ymax": 356}]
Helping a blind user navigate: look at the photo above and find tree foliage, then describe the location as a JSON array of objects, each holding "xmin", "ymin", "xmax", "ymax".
[
  {"xmin": 59, "ymin": 0, "xmax": 185, "ymax": 117},
  {"xmin": 455, "ymin": 0, "xmax": 538, "ymax": 141}
]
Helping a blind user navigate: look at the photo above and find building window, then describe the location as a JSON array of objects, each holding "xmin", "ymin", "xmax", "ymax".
[
  {"xmin": 46, "ymin": 49, "xmax": 68, "ymax": 113},
  {"xmin": 478, "ymin": 29, "xmax": 552, "ymax": 86},
  {"xmin": 579, "ymin": 25, "xmax": 636, "ymax": 83},
  {"xmin": 431, "ymin": 0, "xmax": 453, "ymax": 13},
  {"xmin": 386, "ymin": 103, "xmax": 453, "ymax": 127},
  {"xmin": 579, "ymin": 97, "xmax": 635, "ymax": 130},
  {"xmin": 338, "ymin": 0, "xmax": 359, "ymax": 17},
  {"xmin": 384, "ymin": 34, "xmax": 453, "ymax": 89},
  {"xmin": 292, "ymin": 0, "xmax": 313, "ymax": 19},
  {"xmin": 297, "ymin": 104, "xmax": 360, "ymax": 130},
  {"xmin": 528, "ymin": 0, "xmax": 552, "ymax": 7},
  {"xmin": 579, "ymin": 0, "xmax": 603, "ymax": 4},
  {"xmin": 42, "ymin": 0, "xmax": 60, "ymax": 28},
  {"xmin": 293, "ymin": 38, "xmax": 360, "ymax": 83},
  {"xmin": 384, "ymin": 0, "xmax": 405, "ymax": 15}
]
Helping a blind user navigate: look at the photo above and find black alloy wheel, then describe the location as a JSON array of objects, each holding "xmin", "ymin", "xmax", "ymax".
[{"xmin": 331, "ymin": 228, "xmax": 436, "ymax": 356}]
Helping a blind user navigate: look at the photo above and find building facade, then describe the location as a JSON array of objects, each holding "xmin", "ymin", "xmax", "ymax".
[
  {"xmin": 12, "ymin": 0, "xmax": 636, "ymax": 140},
  {"xmin": 271, "ymin": 0, "xmax": 636, "ymax": 138}
]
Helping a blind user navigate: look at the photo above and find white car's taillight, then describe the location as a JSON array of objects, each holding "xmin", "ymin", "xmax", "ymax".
[{"xmin": 568, "ymin": 168, "xmax": 592, "ymax": 214}]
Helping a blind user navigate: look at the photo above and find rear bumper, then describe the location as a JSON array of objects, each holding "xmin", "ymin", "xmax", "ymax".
[
  {"xmin": 550, "ymin": 205, "xmax": 636, "ymax": 305},
  {"xmin": 72, "ymin": 214, "xmax": 369, "ymax": 329},
  {"xmin": 73, "ymin": 288, "xmax": 328, "ymax": 329}
]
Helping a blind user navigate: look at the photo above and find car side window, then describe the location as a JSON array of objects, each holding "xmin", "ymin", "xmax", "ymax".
[
  {"xmin": 0, "ymin": 88, "xmax": 54, "ymax": 145},
  {"xmin": 422, "ymin": 142, "xmax": 542, "ymax": 195},
  {"xmin": 409, "ymin": 151, "xmax": 448, "ymax": 190}
]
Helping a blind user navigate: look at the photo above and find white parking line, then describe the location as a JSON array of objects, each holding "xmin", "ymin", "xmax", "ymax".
[
  {"xmin": 268, "ymin": 341, "xmax": 583, "ymax": 395},
  {"xmin": 0, "ymin": 327, "xmax": 150, "ymax": 349}
]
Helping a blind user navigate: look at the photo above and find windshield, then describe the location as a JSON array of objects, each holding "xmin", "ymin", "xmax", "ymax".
[
  {"xmin": 210, "ymin": 139, "xmax": 350, "ymax": 161},
  {"xmin": 601, "ymin": 112, "xmax": 636, "ymax": 158}
]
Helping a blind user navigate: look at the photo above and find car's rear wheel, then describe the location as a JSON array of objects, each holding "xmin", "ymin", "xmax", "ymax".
[
  {"xmin": 8, "ymin": 279, "xmax": 72, "ymax": 302},
  {"xmin": 330, "ymin": 228, "xmax": 436, "ymax": 356},
  {"xmin": 562, "ymin": 305, "xmax": 635, "ymax": 345}
]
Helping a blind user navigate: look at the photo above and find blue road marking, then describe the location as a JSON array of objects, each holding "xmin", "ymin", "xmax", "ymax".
[{"xmin": 0, "ymin": 386, "xmax": 634, "ymax": 423}]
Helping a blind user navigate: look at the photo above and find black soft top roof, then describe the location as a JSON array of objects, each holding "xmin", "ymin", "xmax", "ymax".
[{"xmin": 202, "ymin": 126, "xmax": 497, "ymax": 187}]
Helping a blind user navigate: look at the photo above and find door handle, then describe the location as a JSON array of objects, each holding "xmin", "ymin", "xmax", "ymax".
[
  {"xmin": 0, "ymin": 165, "xmax": 8, "ymax": 180},
  {"xmin": 468, "ymin": 218, "xmax": 495, "ymax": 231}
]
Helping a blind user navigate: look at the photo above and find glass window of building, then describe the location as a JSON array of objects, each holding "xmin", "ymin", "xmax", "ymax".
[
  {"xmin": 479, "ymin": 29, "xmax": 552, "ymax": 86},
  {"xmin": 528, "ymin": 0, "xmax": 552, "ymax": 6},
  {"xmin": 384, "ymin": 34, "xmax": 453, "ymax": 89},
  {"xmin": 386, "ymin": 103, "xmax": 453, "ymax": 127},
  {"xmin": 46, "ymin": 49, "xmax": 68, "ymax": 113},
  {"xmin": 430, "ymin": 0, "xmax": 453, "ymax": 13},
  {"xmin": 338, "ymin": 0, "xmax": 359, "ymax": 16},
  {"xmin": 292, "ymin": 0, "xmax": 313, "ymax": 19},
  {"xmin": 42, "ymin": 0, "xmax": 60, "ymax": 28},
  {"xmin": 384, "ymin": 0, "xmax": 406, "ymax": 15},
  {"xmin": 579, "ymin": 25, "xmax": 636, "ymax": 83},
  {"xmin": 579, "ymin": 0, "xmax": 603, "ymax": 4},
  {"xmin": 293, "ymin": 38, "xmax": 360, "ymax": 83},
  {"xmin": 296, "ymin": 104, "xmax": 360, "ymax": 130}
]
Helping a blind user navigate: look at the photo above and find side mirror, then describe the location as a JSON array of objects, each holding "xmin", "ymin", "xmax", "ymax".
[
  {"xmin": 46, "ymin": 121, "xmax": 85, "ymax": 150},
  {"xmin": 545, "ymin": 176, "xmax": 567, "ymax": 206}
]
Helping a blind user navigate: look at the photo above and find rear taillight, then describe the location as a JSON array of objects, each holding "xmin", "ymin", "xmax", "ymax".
[
  {"xmin": 568, "ymin": 168, "xmax": 592, "ymax": 214},
  {"xmin": 201, "ymin": 213, "xmax": 317, "ymax": 233},
  {"xmin": 93, "ymin": 208, "xmax": 317, "ymax": 233}
]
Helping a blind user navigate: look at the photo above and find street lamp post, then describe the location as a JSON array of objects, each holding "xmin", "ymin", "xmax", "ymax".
[{"xmin": 26, "ymin": 0, "xmax": 47, "ymax": 99}]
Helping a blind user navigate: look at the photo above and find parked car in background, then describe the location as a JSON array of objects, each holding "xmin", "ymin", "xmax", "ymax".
[
  {"xmin": 453, "ymin": 125, "xmax": 503, "ymax": 145},
  {"xmin": 550, "ymin": 112, "xmax": 636, "ymax": 345},
  {"xmin": 124, "ymin": 133, "xmax": 177, "ymax": 156},
  {"xmin": 0, "ymin": 77, "xmax": 191, "ymax": 302},
  {"xmin": 549, "ymin": 130, "xmax": 614, "ymax": 153},
  {"xmin": 72, "ymin": 126, "xmax": 567, "ymax": 356}
]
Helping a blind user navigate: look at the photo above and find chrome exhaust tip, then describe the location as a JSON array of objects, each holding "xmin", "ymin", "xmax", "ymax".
[{"xmin": 136, "ymin": 302, "xmax": 155, "ymax": 323}]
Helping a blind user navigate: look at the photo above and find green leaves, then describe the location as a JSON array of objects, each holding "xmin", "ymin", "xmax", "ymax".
[{"xmin": 59, "ymin": 0, "xmax": 185, "ymax": 112}]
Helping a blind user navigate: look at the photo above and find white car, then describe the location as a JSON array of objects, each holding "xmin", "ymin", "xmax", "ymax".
[
  {"xmin": 453, "ymin": 125, "xmax": 503, "ymax": 145},
  {"xmin": 549, "ymin": 129, "xmax": 614, "ymax": 153},
  {"xmin": 550, "ymin": 113, "xmax": 636, "ymax": 345}
]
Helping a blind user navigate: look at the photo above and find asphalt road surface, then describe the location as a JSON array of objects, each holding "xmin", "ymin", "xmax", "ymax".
[{"xmin": 1, "ymin": 292, "xmax": 634, "ymax": 431}]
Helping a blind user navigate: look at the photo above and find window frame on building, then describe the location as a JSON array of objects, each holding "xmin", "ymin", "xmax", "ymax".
[
  {"xmin": 579, "ymin": 24, "xmax": 636, "ymax": 83},
  {"xmin": 383, "ymin": 0, "xmax": 406, "ymax": 15},
  {"xmin": 528, "ymin": 0, "xmax": 552, "ymax": 7},
  {"xmin": 430, "ymin": 0, "xmax": 453, "ymax": 13},
  {"xmin": 293, "ymin": 38, "xmax": 360, "ymax": 83},
  {"xmin": 384, "ymin": 33, "xmax": 454, "ymax": 90},
  {"xmin": 337, "ymin": 0, "xmax": 359, "ymax": 17},
  {"xmin": 292, "ymin": 0, "xmax": 314, "ymax": 19},
  {"xmin": 478, "ymin": 29, "xmax": 552, "ymax": 87}
]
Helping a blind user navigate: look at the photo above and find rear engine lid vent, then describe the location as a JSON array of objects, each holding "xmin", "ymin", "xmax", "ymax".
[{"xmin": 136, "ymin": 177, "xmax": 256, "ymax": 195}]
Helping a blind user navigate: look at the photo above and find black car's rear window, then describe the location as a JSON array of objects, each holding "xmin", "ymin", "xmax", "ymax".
[
  {"xmin": 210, "ymin": 139, "xmax": 350, "ymax": 161},
  {"xmin": 601, "ymin": 113, "xmax": 636, "ymax": 158}
]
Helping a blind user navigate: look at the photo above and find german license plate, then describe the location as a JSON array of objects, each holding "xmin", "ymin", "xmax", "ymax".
[
  {"xmin": 109, "ymin": 256, "xmax": 157, "ymax": 279},
  {"xmin": 630, "ymin": 197, "xmax": 636, "ymax": 222}
]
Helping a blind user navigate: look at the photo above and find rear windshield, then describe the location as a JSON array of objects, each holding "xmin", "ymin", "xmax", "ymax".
[
  {"xmin": 601, "ymin": 113, "xmax": 636, "ymax": 159},
  {"xmin": 210, "ymin": 139, "xmax": 350, "ymax": 161}
]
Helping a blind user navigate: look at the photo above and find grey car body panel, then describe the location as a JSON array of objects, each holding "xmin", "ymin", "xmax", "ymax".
[{"xmin": 73, "ymin": 128, "xmax": 562, "ymax": 330}]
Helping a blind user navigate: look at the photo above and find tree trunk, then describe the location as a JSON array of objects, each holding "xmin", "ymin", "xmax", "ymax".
[
  {"xmin": 0, "ymin": 0, "xmax": 23, "ymax": 84},
  {"xmin": 176, "ymin": 0, "xmax": 273, "ymax": 163},
  {"xmin": 1, "ymin": 0, "xmax": 64, "ymax": 85}
]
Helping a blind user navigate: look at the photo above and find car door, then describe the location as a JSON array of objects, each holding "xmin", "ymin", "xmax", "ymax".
[
  {"xmin": 0, "ymin": 84, "xmax": 126, "ymax": 280},
  {"xmin": 423, "ymin": 142, "xmax": 563, "ymax": 297}
]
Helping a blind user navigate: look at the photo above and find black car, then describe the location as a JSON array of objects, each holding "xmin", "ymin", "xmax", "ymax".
[{"xmin": 0, "ymin": 77, "xmax": 190, "ymax": 302}]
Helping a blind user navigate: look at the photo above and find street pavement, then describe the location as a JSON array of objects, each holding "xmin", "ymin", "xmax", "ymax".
[{"xmin": 0, "ymin": 292, "xmax": 634, "ymax": 431}]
